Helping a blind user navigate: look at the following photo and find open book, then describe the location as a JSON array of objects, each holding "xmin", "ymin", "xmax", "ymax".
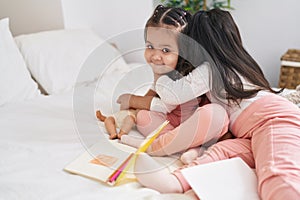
[{"xmin": 64, "ymin": 121, "xmax": 182, "ymax": 185}]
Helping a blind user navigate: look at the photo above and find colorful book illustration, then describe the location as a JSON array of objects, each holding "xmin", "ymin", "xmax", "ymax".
[{"xmin": 64, "ymin": 120, "xmax": 182, "ymax": 186}]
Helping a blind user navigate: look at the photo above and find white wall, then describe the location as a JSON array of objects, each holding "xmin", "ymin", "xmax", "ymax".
[
  {"xmin": 61, "ymin": 0, "xmax": 153, "ymax": 63},
  {"xmin": 231, "ymin": 0, "xmax": 300, "ymax": 86},
  {"xmin": 0, "ymin": 0, "xmax": 64, "ymax": 36}
]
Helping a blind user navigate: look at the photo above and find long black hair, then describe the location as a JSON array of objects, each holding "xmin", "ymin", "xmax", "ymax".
[{"xmin": 186, "ymin": 9, "xmax": 280, "ymax": 105}]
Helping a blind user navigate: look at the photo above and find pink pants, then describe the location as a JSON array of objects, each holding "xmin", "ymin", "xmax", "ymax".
[
  {"xmin": 175, "ymin": 94, "xmax": 300, "ymax": 200},
  {"xmin": 232, "ymin": 94, "xmax": 300, "ymax": 200},
  {"xmin": 174, "ymin": 138, "xmax": 254, "ymax": 192},
  {"xmin": 136, "ymin": 104, "xmax": 229, "ymax": 156}
]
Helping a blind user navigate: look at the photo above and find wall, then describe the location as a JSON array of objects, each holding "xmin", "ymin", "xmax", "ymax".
[
  {"xmin": 61, "ymin": 0, "xmax": 153, "ymax": 64},
  {"xmin": 0, "ymin": 0, "xmax": 64, "ymax": 36},
  {"xmin": 230, "ymin": 0, "xmax": 300, "ymax": 86}
]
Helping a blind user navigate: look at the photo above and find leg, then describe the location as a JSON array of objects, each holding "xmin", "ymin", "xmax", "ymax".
[
  {"xmin": 104, "ymin": 117, "xmax": 118, "ymax": 140},
  {"xmin": 231, "ymin": 95, "xmax": 300, "ymax": 199},
  {"xmin": 120, "ymin": 111, "xmax": 175, "ymax": 148},
  {"xmin": 118, "ymin": 115, "xmax": 136, "ymax": 139},
  {"xmin": 193, "ymin": 138, "xmax": 255, "ymax": 168},
  {"xmin": 252, "ymin": 118, "xmax": 300, "ymax": 200},
  {"xmin": 120, "ymin": 110, "xmax": 174, "ymax": 148},
  {"xmin": 136, "ymin": 110, "xmax": 175, "ymax": 137},
  {"xmin": 180, "ymin": 131, "xmax": 235, "ymax": 164},
  {"xmin": 134, "ymin": 153, "xmax": 183, "ymax": 193},
  {"xmin": 173, "ymin": 138, "xmax": 255, "ymax": 192},
  {"xmin": 148, "ymin": 104, "xmax": 229, "ymax": 156},
  {"xmin": 96, "ymin": 110, "xmax": 106, "ymax": 122}
]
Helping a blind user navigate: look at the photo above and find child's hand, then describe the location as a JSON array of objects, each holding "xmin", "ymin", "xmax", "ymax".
[{"xmin": 117, "ymin": 94, "xmax": 133, "ymax": 110}]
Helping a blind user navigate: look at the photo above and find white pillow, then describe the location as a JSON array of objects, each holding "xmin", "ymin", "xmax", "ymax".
[
  {"xmin": 14, "ymin": 29, "xmax": 129, "ymax": 95},
  {"xmin": 0, "ymin": 18, "xmax": 40, "ymax": 106}
]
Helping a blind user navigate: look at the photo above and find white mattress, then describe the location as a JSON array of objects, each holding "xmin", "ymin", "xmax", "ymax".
[
  {"xmin": 0, "ymin": 64, "xmax": 197, "ymax": 199},
  {"xmin": 1, "ymin": 64, "xmax": 295, "ymax": 199}
]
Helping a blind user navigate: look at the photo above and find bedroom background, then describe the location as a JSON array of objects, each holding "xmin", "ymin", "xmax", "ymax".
[
  {"xmin": 0, "ymin": 0, "xmax": 299, "ymax": 87},
  {"xmin": 1, "ymin": 1, "xmax": 300, "ymax": 199}
]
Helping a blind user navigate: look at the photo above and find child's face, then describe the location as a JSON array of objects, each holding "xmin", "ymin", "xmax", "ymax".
[{"xmin": 144, "ymin": 27, "xmax": 179, "ymax": 76}]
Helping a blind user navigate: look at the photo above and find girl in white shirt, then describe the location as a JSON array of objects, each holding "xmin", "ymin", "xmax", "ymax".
[
  {"xmin": 134, "ymin": 9, "xmax": 300, "ymax": 199},
  {"xmin": 117, "ymin": 5, "xmax": 231, "ymax": 156}
]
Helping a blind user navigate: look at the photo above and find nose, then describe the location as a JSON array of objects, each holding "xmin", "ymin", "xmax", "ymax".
[{"xmin": 151, "ymin": 49, "xmax": 162, "ymax": 63}]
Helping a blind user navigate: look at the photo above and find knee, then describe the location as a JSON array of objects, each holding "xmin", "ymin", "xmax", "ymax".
[
  {"xmin": 136, "ymin": 110, "xmax": 154, "ymax": 136},
  {"xmin": 196, "ymin": 104, "xmax": 228, "ymax": 120},
  {"xmin": 195, "ymin": 104, "xmax": 229, "ymax": 137},
  {"xmin": 104, "ymin": 116, "xmax": 115, "ymax": 125},
  {"xmin": 136, "ymin": 110, "xmax": 151, "ymax": 127}
]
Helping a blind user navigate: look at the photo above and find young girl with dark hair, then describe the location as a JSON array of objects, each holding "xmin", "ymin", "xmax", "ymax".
[
  {"xmin": 117, "ymin": 5, "xmax": 230, "ymax": 157},
  {"xmin": 138, "ymin": 8, "xmax": 300, "ymax": 199}
]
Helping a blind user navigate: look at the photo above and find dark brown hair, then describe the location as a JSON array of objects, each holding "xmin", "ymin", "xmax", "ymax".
[
  {"xmin": 187, "ymin": 9, "xmax": 281, "ymax": 104},
  {"xmin": 145, "ymin": 5, "xmax": 193, "ymax": 80}
]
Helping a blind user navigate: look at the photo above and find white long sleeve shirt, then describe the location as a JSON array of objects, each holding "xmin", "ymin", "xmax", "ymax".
[
  {"xmin": 155, "ymin": 62, "xmax": 271, "ymax": 128},
  {"xmin": 148, "ymin": 83, "xmax": 177, "ymax": 114}
]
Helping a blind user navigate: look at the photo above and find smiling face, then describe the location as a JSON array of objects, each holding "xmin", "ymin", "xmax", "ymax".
[{"xmin": 144, "ymin": 27, "xmax": 179, "ymax": 76}]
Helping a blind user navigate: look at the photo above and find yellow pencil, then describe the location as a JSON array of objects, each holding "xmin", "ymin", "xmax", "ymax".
[
  {"xmin": 136, "ymin": 120, "xmax": 170, "ymax": 153},
  {"xmin": 109, "ymin": 120, "xmax": 170, "ymax": 185}
]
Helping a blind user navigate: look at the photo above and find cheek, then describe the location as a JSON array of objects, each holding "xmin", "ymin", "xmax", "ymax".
[
  {"xmin": 165, "ymin": 54, "xmax": 178, "ymax": 69},
  {"xmin": 144, "ymin": 50, "xmax": 151, "ymax": 63}
]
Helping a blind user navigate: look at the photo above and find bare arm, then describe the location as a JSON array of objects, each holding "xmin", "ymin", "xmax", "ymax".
[
  {"xmin": 117, "ymin": 73, "xmax": 176, "ymax": 112},
  {"xmin": 117, "ymin": 89, "xmax": 156, "ymax": 110},
  {"xmin": 117, "ymin": 90, "xmax": 177, "ymax": 113}
]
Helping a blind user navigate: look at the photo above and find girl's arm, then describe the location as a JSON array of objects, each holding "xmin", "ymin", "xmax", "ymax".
[
  {"xmin": 117, "ymin": 92, "xmax": 154, "ymax": 110},
  {"xmin": 117, "ymin": 91, "xmax": 176, "ymax": 114},
  {"xmin": 155, "ymin": 62, "xmax": 211, "ymax": 105},
  {"xmin": 119, "ymin": 73, "xmax": 161, "ymax": 110}
]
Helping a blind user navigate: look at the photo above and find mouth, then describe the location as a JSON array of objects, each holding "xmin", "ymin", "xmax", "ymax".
[{"xmin": 150, "ymin": 63, "xmax": 165, "ymax": 68}]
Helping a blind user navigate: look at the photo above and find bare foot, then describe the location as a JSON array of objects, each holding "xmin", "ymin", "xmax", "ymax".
[
  {"xmin": 117, "ymin": 130, "xmax": 128, "ymax": 139},
  {"xmin": 96, "ymin": 110, "xmax": 106, "ymax": 122},
  {"xmin": 109, "ymin": 133, "xmax": 118, "ymax": 140},
  {"xmin": 180, "ymin": 147, "xmax": 205, "ymax": 165}
]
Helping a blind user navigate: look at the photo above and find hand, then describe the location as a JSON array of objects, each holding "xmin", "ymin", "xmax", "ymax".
[{"xmin": 117, "ymin": 94, "xmax": 134, "ymax": 110}]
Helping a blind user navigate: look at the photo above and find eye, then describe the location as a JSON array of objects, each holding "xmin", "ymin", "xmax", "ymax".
[
  {"xmin": 146, "ymin": 44, "xmax": 154, "ymax": 49},
  {"xmin": 162, "ymin": 48, "xmax": 170, "ymax": 53}
]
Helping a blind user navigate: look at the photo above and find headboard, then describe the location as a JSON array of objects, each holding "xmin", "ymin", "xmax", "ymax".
[{"xmin": 61, "ymin": 0, "xmax": 153, "ymax": 63}]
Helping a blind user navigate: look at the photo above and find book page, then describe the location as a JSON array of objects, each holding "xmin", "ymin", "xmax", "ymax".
[
  {"xmin": 64, "ymin": 140, "xmax": 182, "ymax": 184},
  {"xmin": 181, "ymin": 157, "xmax": 260, "ymax": 200},
  {"xmin": 64, "ymin": 140, "xmax": 136, "ymax": 182}
]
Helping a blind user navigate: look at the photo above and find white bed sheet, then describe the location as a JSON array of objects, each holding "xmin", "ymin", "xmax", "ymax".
[
  {"xmin": 0, "ymin": 63, "xmax": 196, "ymax": 200},
  {"xmin": 0, "ymin": 91, "xmax": 196, "ymax": 200},
  {"xmin": 2, "ymin": 62, "xmax": 295, "ymax": 199}
]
